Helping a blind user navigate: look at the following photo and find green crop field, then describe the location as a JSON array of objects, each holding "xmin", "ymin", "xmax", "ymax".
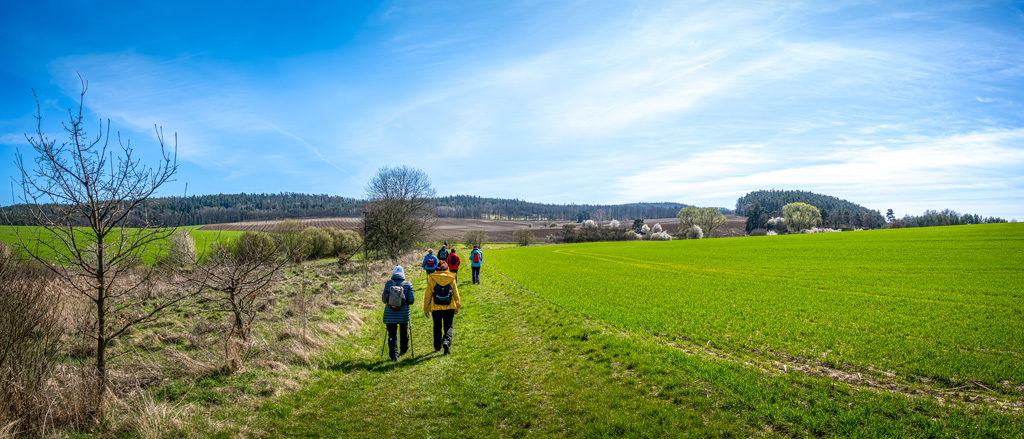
[
  {"xmin": 486, "ymin": 223, "xmax": 1024, "ymax": 387},
  {"xmin": 0, "ymin": 225, "xmax": 244, "ymax": 263}
]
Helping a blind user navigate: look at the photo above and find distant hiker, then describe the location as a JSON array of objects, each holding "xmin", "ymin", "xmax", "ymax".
[
  {"xmin": 422, "ymin": 248, "xmax": 438, "ymax": 274},
  {"xmin": 446, "ymin": 248, "xmax": 461, "ymax": 280},
  {"xmin": 425, "ymin": 261, "xmax": 461, "ymax": 355},
  {"xmin": 470, "ymin": 245, "xmax": 483, "ymax": 284},
  {"xmin": 437, "ymin": 242, "xmax": 449, "ymax": 262},
  {"xmin": 382, "ymin": 266, "xmax": 415, "ymax": 361}
]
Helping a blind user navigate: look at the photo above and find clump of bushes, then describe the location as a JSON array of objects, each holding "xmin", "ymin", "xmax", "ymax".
[
  {"xmin": 514, "ymin": 227, "xmax": 535, "ymax": 246},
  {"xmin": 648, "ymin": 231, "xmax": 673, "ymax": 241},
  {"xmin": 801, "ymin": 227, "xmax": 841, "ymax": 234},
  {"xmin": 685, "ymin": 225, "xmax": 704, "ymax": 240},
  {"xmin": 463, "ymin": 230, "xmax": 487, "ymax": 249},
  {"xmin": 328, "ymin": 229, "xmax": 362, "ymax": 264}
]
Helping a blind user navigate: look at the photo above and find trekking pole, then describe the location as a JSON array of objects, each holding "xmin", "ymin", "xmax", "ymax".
[{"xmin": 410, "ymin": 318, "xmax": 415, "ymax": 358}]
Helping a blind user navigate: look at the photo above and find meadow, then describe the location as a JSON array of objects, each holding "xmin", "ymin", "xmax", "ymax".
[
  {"xmin": 3, "ymin": 222, "xmax": 1021, "ymax": 437},
  {"xmin": 0, "ymin": 225, "xmax": 244, "ymax": 263},
  {"xmin": 485, "ymin": 223, "xmax": 1024, "ymax": 388}
]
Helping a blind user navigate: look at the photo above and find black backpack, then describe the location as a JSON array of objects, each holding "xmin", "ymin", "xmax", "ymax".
[{"xmin": 433, "ymin": 282, "xmax": 453, "ymax": 306}]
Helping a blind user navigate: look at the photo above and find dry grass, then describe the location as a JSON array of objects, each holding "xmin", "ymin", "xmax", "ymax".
[
  {"xmin": 0, "ymin": 244, "xmax": 394, "ymax": 437},
  {"xmin": 166, "ymin": 351, "xmax": 218, "ymax": 379}
]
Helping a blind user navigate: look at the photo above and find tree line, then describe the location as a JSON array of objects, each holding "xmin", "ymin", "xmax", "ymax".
[
  {"xmin": 1, "ymin": 193, "xmax": 720, "ymax": 226},
  {"xmin": 891, "ymin": 209, "xmax": 1008, "ymax": 228},
  {"xmin": 435, "ymin": 195, "xmax": 706, "ymax": 221}
]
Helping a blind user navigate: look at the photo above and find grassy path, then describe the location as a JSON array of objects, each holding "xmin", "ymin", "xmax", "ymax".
[
  {"xmin": 254, "ymin": 266, "xmax": 1022, "ymax": 438},
  {"xmin": 256, "ymin": 270, "xmax": 755, "ymax": 438}
]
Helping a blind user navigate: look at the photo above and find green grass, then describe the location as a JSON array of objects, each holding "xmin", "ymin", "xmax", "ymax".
[
  {"xmin": 244, "ymin": 230, "xmax": 1022, "ymax": 437},
  {"xmin": 48, "ymin": 224, "xmax": 1023, "ymax": 438},
  {"xmin": 0, "ymin": 224, "xmax": 244, "ymax": 263},
  {"xmin": 485, "ymin": 224, "xmax": 1024, "ymax": 386}
]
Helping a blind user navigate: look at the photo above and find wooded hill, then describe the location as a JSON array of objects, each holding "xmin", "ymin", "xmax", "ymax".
[
  {"xmin": 0, "ymin": 193, "xmax": 715, "ymax": 226},
  {"xmin": 736, "ymin": 189, "xmax": 885, "ymax": 229}
]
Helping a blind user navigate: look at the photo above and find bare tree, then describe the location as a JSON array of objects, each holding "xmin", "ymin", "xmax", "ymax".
[
  {"xmin": 187, "ymin": 231, "xmax": 287, "ymax": 344},
  {"xmin": 362, "ymin": 166, "xmax": 436, "ymax": 262},
  {"xmin": 10, "ymin": 76, "xmax": 192, "ymax": 417}
]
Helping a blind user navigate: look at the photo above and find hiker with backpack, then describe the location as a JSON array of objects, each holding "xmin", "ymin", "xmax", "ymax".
[
  {"xmin": 424, "ymin": 261, "xmax": 461, "ymax": 355},
  {"xmin": 470, "ymin": 245, "xmax": 483, "ymax": 284},
  {"xmin": 382, "ymin": 266, "xmax": 415, "ymax": 361},
  {"xmin": 437, "ymin": 242, "xmax": 449, "ymax": 262},
  {"xmin": 422, "ymin": 248, "xmax": 439, "ymax": 274},
  {"xmin": 446, "ymin": 248, "xmax": 461, "ymax": 280}
]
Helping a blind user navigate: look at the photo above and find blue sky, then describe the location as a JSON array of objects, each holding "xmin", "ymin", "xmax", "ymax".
[{"xmin": 2, "ymin": 1, "xmax": 1023, "ymax": 220}]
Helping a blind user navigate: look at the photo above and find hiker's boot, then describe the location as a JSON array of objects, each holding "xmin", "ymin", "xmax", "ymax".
[{"xmin": 443, "ymin": 345, "xmax": 450, "ymax": 355}]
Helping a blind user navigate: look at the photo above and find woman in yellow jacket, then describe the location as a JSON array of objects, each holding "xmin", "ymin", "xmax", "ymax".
[{"xmin": 424, "ymin": 261, "xmax": 461, "ymax": 355}]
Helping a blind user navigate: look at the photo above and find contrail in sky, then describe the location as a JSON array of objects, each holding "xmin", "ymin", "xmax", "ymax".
[{"xmin": 266, "ymin": 122, "xmax": 363, "ymax": 188}]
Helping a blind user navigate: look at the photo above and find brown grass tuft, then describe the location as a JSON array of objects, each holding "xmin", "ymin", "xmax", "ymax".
[
  {"xmin": 276, "ymin": 329, "xmax": 323, "ymax": 348},
  {"xmin": 255, "ymin": 360, "xmax": 289, "ymax": 372},
  {"xmin": 167, "ymin": 351, "xmax": 218, "ymax": 378}
]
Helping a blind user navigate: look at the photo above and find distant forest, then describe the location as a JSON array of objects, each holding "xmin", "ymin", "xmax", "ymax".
[
  {"xmin": 434, "ymin": 195, "xmax": 703, "ymax": 221},
  {"xmin": 736, "ymin": 189, "xmax": 886, "ymax": 230},
  {"xmin": 0, "ymin": 193, "xmax": 715, "ymax": 226}
]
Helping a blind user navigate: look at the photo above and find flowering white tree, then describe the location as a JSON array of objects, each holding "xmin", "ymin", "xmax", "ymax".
[{"xmin": 608, "ymin": 219, "xmax": 621, "ymax": 228}]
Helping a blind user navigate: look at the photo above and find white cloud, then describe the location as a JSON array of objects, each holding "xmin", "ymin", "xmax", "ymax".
[
  {"xmin": 0, "ymin": 133, "xmax": 28, "ymax": 146},
  {"xmin": 615, "ymin": 128, "xmax": 1024, "ymax": 217}
]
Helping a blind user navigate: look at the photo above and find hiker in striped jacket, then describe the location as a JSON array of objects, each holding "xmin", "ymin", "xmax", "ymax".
[{"xmin": 382, "ymin": 266, "xmax": 415, "ymax": 361}]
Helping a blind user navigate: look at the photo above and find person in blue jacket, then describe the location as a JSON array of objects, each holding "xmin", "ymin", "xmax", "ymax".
[
  {"xmin": 422, "ymin": 248, "xmax": 439, "ymax": 274},
  {"xmin": 470, "ymin": 245, "xmax": 484, "ymax": 284},
  {"xmin": 382, "ymin": 266, "xmax": 414, "ymax": 361}
]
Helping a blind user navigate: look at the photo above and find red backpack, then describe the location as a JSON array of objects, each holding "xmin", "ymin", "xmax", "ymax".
[{"xmin": 472, "ymin": 252, "xmax": 480, "ymax": 263}]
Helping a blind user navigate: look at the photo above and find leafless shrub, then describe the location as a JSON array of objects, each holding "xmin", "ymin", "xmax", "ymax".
[
  {"xmin": 463, "ymin": 229, "xmax": 487, "ymax": 249},
  {"xmin": 187, "ymin": 235, "xmax": 287, "ymax": 344},
  {"xmin": 513, "ymin": 227, "xmax": 535, "ymax": 246},
  {"xmin": 0, "ymin": 246, "xmax": 67, "ymax": 437}
]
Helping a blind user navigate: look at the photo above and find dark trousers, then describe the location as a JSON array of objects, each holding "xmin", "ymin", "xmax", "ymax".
[
  {"xmin": 450, "ymin": 269, "xmax": 458, "ymax": 280},
  {"xmin": 471, "ymin": 266, "xmax": 481, "ymax": 284},
  {"xmin": 431, "ymin": 309, "xmax": 456, "ymax": 350},
  {"xmin": 425, "ymin": 269, "xmax": 435, "ymax": 275},
  {"xmin": 386, "ymin": 322, "xmax": 409, "ymax": 359}
]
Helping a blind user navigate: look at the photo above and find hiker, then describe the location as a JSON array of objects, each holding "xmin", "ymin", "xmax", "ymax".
[
  {"xmin": 382, "ymin": 266, "xmax": 414, "ymax": 361},
  {"xmin": 446, "ymin": 248, "xmax": 461, "ymax": 280},
  {"xmin": 470, "ymin": 245, "xmax": 483, "ymax": 284},
  {"xmin": 437, "ymin": 242, "xmax": 449, "ymax": 262},
  {"xmin": 425, "ymin": 261, "xmax": 461, "ymax": 355},
  {"xmin": 422, "ymin": 248, "xmax": 438, "ymax": 274}
]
